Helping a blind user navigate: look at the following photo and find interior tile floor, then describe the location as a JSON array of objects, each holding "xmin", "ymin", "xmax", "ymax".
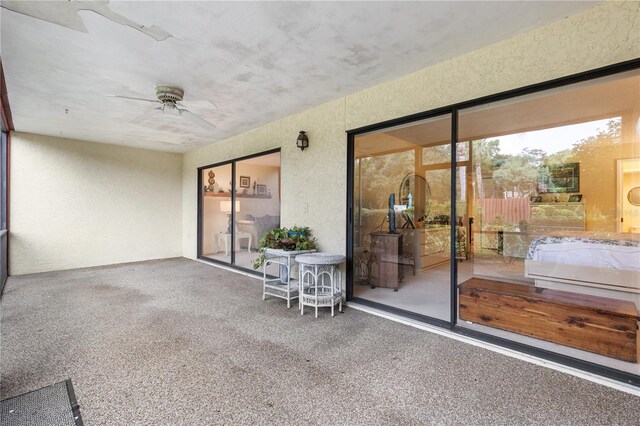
[{"xmin": 1, "ymin": 258, "xmax": 638, "ymax": 425}]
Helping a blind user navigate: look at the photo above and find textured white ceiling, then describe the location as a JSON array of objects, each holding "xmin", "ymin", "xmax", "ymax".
[{"xmin": 1, "ymin": 1, "xmax": 599, "ymax": 153}]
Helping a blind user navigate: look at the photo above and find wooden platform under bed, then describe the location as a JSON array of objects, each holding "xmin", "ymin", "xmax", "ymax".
[{"xmin": 459, "ymin": 278, "xmax": 639, "ymax": 363}]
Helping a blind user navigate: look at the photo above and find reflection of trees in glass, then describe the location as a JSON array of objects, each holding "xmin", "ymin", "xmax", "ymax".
[
  {"xmin": 476, "ymin": 144, "xmax": 545, "ymax": 198},
  {"xmin": 493, "ymin": 156, "xmax": 539, "ymax": 197},
  {"xmin": 572, "ymin": 119, "xmax": 621, "ymax": 155},
  {"xmin": 357, "ymin": 118, "xmax": 623, "ymax": 238},
  {"xmin": 570, "ymin": 118, "xmax": 622, "ymax": 231},
  {"xmin": 423, "ymin": 143, "xmax": 450, "ymax": 164},
  {"xmin": 359, "ymin": 150, "xmax": 414, "ymax": 209},
  {"xmin": 471, "ymin": 118, "xmax": 623, "ymax": 233},
  {"xmin": 472, "ymin": 119, "xmax": 621, "ymax": 200},
  {"xmin": 356, "ymin": 150, "xmax": 415, "ymax": 241},
  {"xmin": 472, "ymin": 139, "xmax": 505, "ymax": 198},
  {"xmin": 422, "ymin": 141, "xmax": 469, "ymax": 164}
]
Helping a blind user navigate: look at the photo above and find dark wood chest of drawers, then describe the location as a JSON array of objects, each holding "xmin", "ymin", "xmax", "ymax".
[{"xmin": 369, "ymin": 232, "xmax": 403, "ymax": 291}]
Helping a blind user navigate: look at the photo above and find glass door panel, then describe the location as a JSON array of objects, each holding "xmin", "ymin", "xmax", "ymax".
[
  {"xmin": 201, "ymin": 163, "xmax": 233, "ymax": 264},
  {"xmin": 456, "ymin": 69, "xmax": 640, "ymax": 376},
  {"xmin": 352, "ymin": 114, "xmax": 452, "ymax": 321},
  {"xmin": 234, "ymin": 152, "xmax": 281, "ymax": 275}
]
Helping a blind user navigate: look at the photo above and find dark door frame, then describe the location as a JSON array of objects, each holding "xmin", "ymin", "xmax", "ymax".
[
  {"xmin": 0, "ymin": 59, "xmax": 13, "ymax": 295},
  {"xmin": 345, "ymin": 58, "xmax": 640, "ymax": 387}
]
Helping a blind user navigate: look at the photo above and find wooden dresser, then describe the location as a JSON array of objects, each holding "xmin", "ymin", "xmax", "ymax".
[{"xmin": 369, "ymin": 232, "xmax": 403, "ymax": 291}]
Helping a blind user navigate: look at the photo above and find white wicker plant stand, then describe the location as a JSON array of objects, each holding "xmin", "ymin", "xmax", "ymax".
[
  {"xmin": 296, "ymin": 253, "xmax": 345, "ymax": 318},
  {"xmin": 262, "ymin": 248, "xmax": 316, "ymax": 308}
]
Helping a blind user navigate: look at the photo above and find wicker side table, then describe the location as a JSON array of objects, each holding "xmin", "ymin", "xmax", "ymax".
[
  {"xmin": 263, "ymin": 248, "xmax": 315, "ymax": 308},
  {"xmin": 296, "ymin": 253, "xmax": 345, "ymax": 317}
]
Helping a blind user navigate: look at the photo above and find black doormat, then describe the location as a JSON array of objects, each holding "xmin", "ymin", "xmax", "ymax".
[{"xmin": 1, "ymin": 379, "xmax": 83, "ymax": 426}]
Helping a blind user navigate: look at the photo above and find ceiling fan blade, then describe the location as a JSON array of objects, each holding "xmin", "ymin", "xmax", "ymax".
[
  {"xmin": 132, "ymin": 106, "xmax": 163, "ymax": 124},
  {"xmin": 77, "ymin": 1, "xmax": 172, "ymax": 41},
  {"xmin": 1, "ymin": 1, "xmax": 88, "ymax": 32},
  {"xmin": 109, "ymin": 95, "xmax": 160, "ymax": 103},
  {"xmin": 2, "ymin": 1, "xmax": 172, "ymax": 41},
  {"xmin": 179, "ymin": 109, "xmax": 216, "ymax": 131}
]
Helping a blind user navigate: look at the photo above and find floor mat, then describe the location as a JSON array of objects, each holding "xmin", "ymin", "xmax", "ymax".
[{"xmin": 1, "ymin": 379, "xmax": 82, "ymax": 426}]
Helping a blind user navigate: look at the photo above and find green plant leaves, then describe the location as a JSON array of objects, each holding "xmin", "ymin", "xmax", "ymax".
[{"xmin": 252, "ymin": 226, "xmax": 317, "ymax": 269}]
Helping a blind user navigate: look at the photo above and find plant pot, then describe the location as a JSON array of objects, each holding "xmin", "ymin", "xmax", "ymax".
[
  {"xmin": 288, "ymin": 231, "xmax": 298, "ymax": 238},
  {"xmin": 280, "ymin": 238, "xmax": 296, "ymax": 251}
]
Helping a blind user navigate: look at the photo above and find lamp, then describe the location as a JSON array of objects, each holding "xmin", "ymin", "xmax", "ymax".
[
  {"xmin": 220, "ymin": 200, "xmax": 240, "ymax": 233},
  {"xmin": 296, "ymin": 131, "xmax": 309, "ymax": 151}
]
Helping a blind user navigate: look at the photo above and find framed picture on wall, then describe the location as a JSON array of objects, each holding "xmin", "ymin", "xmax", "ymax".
[
  {"xmin": 257, "ymin": 184, "xmax": 267, "ymax": 195},
  {"xmin": 239, "ymin": 176, "xmax": 250, "ymax": 188}
]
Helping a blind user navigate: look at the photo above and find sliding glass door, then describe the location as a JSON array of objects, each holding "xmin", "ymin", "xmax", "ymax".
[
  {"xmin": 351, "ymin": 114, "xmax": 453, "ymax": 322},
  {"xmin": 233, "ymin": 152, "xmax": 281, "ymax": 274},
  {"xmin": 198, "ymin": 150, "xmax": 281, "ymax": 274},
  {"xmin": 348, "ymin": 64, "xmax": 640, "ymax": 382},
  {"xmin": 456, "ymin": 69, "xmax": 640, "ymax": 377},
  {"xmin": 200, "ymin": 163, "xmax": 233, "ymax": 264}
]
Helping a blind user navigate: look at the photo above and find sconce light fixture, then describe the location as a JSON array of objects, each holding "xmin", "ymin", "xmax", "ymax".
[{"xmin": 296, "ymin": 131, "xmax": 309, "ymax": 151}]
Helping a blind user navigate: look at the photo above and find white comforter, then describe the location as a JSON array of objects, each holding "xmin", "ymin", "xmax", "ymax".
[{"xmin": 528, "ymin": 237, "xmax": 640, "ymax": 271}]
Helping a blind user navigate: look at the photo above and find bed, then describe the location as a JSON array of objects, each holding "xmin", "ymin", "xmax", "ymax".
[{"xmin": 524, "ymin": 236, "xmax": 640, "ymax": 308}]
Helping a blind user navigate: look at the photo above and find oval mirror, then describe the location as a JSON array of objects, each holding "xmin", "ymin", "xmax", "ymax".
[
  {"xmin": 399, "ymin": 173, "xmax": 432, "ymax": 222},
  {"xmin": 628, "ymin": 187, "xmax": 640, "ymax": 206}
]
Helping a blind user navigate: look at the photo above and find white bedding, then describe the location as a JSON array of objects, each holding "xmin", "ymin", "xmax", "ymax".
[
  {"xmin": 527, "ymin": 237, "xmax": 640, "ymax": 272},
  {"xmin": 530, "ymin": 242, "xmax": 640, "ymax": 271}
]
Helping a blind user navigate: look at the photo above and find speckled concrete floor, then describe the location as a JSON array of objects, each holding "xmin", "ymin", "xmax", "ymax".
[{"xmin": 1, "ymin": 258, "xmax": 638, "ymax": 425}]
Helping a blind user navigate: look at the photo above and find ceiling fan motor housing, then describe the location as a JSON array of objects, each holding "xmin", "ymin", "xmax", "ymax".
[{"xmin": 155, "ymin": 85, "xmax": 184, "ymax": 105}]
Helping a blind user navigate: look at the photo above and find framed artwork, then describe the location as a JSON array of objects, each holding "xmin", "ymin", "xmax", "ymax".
[
  {"xmin": 537, "ymin": 163, "xmax": 580, "ymax": 193},
  {"xmin": 239, "ymin": 176, "xmax": 250, "ymax": 188},
  {"xmin": 530, "ymin": 196, "xmax": 542, "ymax": 203},
  {"xmin": 568, "ymin": 194, "xmax": 583, "ymax": 202},
  {"xmin": 257, "ymin": 184, "xmax": 267, "ymax": 195}
]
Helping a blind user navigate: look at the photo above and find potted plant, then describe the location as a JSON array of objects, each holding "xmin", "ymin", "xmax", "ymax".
[
  {"xmin": 252, "ymin": 226, "xmax": 317, "ymax": 271},
  {"xmin": 288, "ymin": 225, "xmax": 309, "ymax": 238}
]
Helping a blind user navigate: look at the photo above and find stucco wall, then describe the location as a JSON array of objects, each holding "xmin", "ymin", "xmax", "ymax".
[
  {"xmin": 10, "ymin": 132, "xmax": 183, "ymax": 275},
  {"xmin": 182, "ymin": 2, "xmax": 640, "ymax": 261}
]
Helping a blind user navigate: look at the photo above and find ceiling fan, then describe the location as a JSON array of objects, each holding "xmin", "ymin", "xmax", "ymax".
[{"xmin": 111, "ymin": 85, "xmax": 217, "ymax": 131}]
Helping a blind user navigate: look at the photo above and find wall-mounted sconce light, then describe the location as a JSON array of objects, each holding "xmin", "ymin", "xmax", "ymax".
[{"xmin": 296, "ymin": 131, "xmax": 309, "ymax": 151}]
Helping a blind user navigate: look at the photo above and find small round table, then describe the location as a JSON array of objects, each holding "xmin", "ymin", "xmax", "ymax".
[{"xmin": 295, "ymin": 253, "xmax": 345, "ymax": 318}]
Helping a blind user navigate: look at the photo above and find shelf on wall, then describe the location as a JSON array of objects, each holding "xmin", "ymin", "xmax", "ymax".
[{"xmin": 203, "ymin": 191, "xmax": 272, "ymax": 199}]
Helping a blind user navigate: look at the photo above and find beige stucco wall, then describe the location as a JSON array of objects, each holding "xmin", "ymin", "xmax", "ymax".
[
  {"xmin": 183, "ymin": 2, "xmax": 640, "ymax": 261},
  {"xmin": 10, "ymin": 132, "xmax": 183, "ymax": 275}
]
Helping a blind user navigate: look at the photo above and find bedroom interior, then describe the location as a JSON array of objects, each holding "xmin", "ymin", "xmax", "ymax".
[
  {"xmin": 200, "ymin": 151, "xmax": 281, "ymax": 273},
  {"xmin": 352, "ymin": 69, "xmax": 640, "ymax": 375}
]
